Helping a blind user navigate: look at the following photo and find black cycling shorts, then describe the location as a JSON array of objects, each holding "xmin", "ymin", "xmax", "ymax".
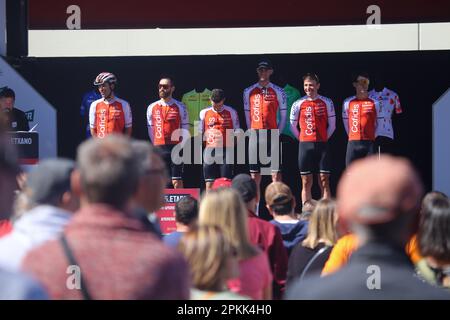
[
  {"xmin": 157, "ymin": 144, "xmax": 183, "ymax": 180},
  {"xmin": 298, "ymin": 141, "xmax": 331, "ymax": 175},
  {"xmin": 345, "ymin": 140, "xmax": 375, "ymax": 167},
  {"xmin": 375, "ymin": 136, "xmax": 396, "ymax": 155},
  {"xmin": 248, "ymin": 129, "xmax": 281, "ymax": 174},
  {"xmin": 203, "ymin": 147, "xmax": 234, "ymax": 182}
]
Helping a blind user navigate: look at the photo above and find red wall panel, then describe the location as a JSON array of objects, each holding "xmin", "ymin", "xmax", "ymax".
[{"xmin": 29, "ymin": 0, "xmax": 450, "ymax": 29}]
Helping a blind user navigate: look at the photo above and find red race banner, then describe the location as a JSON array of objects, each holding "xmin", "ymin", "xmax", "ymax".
[
  {"xmin": 29, "ymin": 0, "xmax": 450, "ymax": 29},
  {"xmin": 156, "ymin": 188, "xmax": 200, "ymax": 235}
]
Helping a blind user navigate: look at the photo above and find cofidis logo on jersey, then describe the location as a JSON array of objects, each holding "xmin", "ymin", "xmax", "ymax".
[
  {"xmin": 155, "ymin": 108, "xmax": 163, "ymax": 139},
  {"xmin": 253, "ymin": 93, "xmax": 261, "ymax": 123},
  {"xmin": 305, "ymin": 106, "xmax": 314, "ymax": 135},
  {"xmin": 351, "ymin": 104, "xmax": 360, "ymax": 133},
  {"xmin": 98, "ymin": 109, "xmax": 107, "ymax": 138}
]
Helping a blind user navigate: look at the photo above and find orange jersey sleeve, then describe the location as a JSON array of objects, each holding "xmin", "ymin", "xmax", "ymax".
[
  {"xmin": 322, "ymin": 233, "xmax": 422, "ymax": 276},
  {"xmin": 321, "ymin": 233, "xmax": 359, "ymax": 276},
  {"xmin": 405, "ymin": 234, "xmax": 422, "ymax": 264}
]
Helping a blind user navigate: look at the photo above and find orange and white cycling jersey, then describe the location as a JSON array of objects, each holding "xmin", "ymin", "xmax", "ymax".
[
  {"xmin": 243, "ymin": 82, "xmax": 287, "ymax": 130},
  {"xmin": 199, "ymin": 105, "xmax": 240, "ymax": 148},
  {"xmin": 89, "ymin": 97, "xmax": 132, "ymax": 139},
  {"xmin": 342, "ymin": 96, "xmax": 379, "ymax": 141},
  {"xmin": 146, "ymin": 98, "xmax": 189, "ymax": 146},
  {"xmin": 290, "ymin": 95, "xmax": 336, "ymax": 142}
]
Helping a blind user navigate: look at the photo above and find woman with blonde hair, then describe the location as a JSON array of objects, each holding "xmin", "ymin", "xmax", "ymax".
[
  {"xmin": 178, "ymin": 225, "xmax": 249, "ymax": 299},
  {"xmin": 287, "ymin": 198, "xmax": 338, "ymax": 285},
  {"xmin": 199, "ymin": 188, "xmax": 272, "ymax": 300}
]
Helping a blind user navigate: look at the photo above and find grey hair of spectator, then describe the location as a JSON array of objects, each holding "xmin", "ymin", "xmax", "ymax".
[
  {"xmin": 130, "ymin": 139, "xmax": 159, "ymax": 175},
  {"xmin": 25, "ymin": 158, "xmax": 75, "ymax": 207},
  {"xmin": 76, "ymin": 134, "xmax": 140, "ymax": 209}
]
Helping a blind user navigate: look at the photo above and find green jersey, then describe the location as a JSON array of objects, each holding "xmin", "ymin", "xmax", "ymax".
[
  {"xmin": 181, "ymin": 89, "xmax": 212, "ymax": 136},
  {"xmin": 281, "ymin": 84, "xmax": 301, "ymax": 138}
]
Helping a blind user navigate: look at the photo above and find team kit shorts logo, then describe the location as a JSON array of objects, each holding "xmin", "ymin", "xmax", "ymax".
[
  {"xmin": 253, "ymin": 93, "xmax": 261, "ymax": 122},
  {"xmin": 351, "ymin": 104, "xmax": 360, "ymax": 133}
]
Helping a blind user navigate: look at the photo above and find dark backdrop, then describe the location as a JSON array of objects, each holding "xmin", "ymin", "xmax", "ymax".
[{"xmin": 9, "ymin": 51, "xmax": 450, "ymax": 217}]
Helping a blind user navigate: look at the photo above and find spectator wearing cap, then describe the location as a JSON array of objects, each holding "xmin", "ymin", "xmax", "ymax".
[
  {"xmin": 231, "ymin": 173, "xmax": 288, "ymax": 300},
  {"xmin": 199, "ymin": 89, "xmax": 240, "ymax": 191},
  {"xmin": 0, "ymin": 136, "xmax": 48, "ymax": 299},
  {"xmin": 0, "ymin": 87, "xmax": 30, "ymax": 132},
  {"xmin": 0, "ymin": 158, "xmax": 78, "ymax": 272},
  {"xmin": 164, "ymin": 195, "xmax": 199, "ymax": 248},
  {"xmin": 22, "ymin": 135, "xmax": 189, "ymax": 299},
  {"xmin": 265, "ymin": 182, "xmax": 308, "ymax": 255},
  {"xmin": 287, "ymin": 155, "xmax": 450, "ymax": 299},
  {"xmin": 243, "ymin": 60, "xmax": 287, "ymax": 195},
  {"xmin": 211, "ymin": 177, "xmax": 232, "ymax": 190}
]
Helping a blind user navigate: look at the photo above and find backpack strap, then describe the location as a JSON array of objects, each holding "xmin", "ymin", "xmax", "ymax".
[
  {"xmin": 60, "ymin": 234, "xmax": 93, "ymax": 300},
  {"xmin": 299, "ymin": 245, "xmax": 331, "ymax": 282}
]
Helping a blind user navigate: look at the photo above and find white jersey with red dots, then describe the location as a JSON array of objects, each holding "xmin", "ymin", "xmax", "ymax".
[{"xmin": 369, "ymin": 88, "xmax": 402, "ymax": 140}]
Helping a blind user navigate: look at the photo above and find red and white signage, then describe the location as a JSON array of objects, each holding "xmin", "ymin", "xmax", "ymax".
[{"xmin": 156, "ymin": 188, "xmax": 200, "ymax": 235}]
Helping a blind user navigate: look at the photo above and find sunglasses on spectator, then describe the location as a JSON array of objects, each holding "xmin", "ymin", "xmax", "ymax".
[{"xmin": 158, "ymin": 84, "xmax": 171, "ymax": 90}]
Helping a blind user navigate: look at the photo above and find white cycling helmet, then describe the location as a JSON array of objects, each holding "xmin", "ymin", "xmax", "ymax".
[{"xmin": 93, "ymin": 72, "xmax": 117, "ymax": 86}]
